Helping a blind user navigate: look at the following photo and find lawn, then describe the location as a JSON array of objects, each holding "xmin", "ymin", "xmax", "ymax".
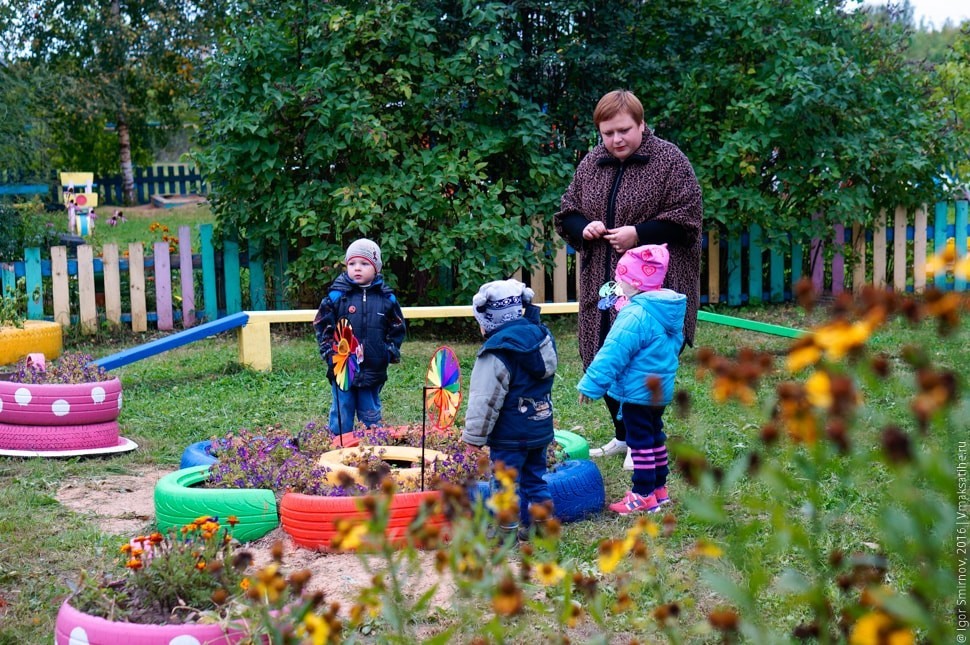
[
  {"xmin": 86, "ymin": 202, "xmax": 214, "ymax": 253},
  {"xmin": 0, "ymin": 300, "xmax": 964, "ymax": 643}
]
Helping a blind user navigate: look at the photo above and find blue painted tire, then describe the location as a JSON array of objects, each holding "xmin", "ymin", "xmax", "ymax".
[
  {"xmin": 546, "ymin": 459, "xmax": 604, "ymax": 522},
  {"xmin": 553, "ymin": 429, "xmax": 590, "ymax": 460},
  {"xmin": 470, "ymin": 459, "xmax": 604, "ymax": 523},
  {"xmin": 180, "ymin": 440, "xmax": 217, "ymax": 469}
]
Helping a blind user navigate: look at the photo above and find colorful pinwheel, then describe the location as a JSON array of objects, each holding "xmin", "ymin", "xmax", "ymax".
[
  {"xmin": 331, "ymin": 318, "xmax": 360, "ymax": 391},
  {"xmin": 424, "ymin": 346, "xmax": 462, "ymax": 429}
]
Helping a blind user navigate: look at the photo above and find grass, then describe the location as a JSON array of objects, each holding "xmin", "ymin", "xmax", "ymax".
[
  {"xmin": 0, "ymin": 302, "xmax": 965, "ymax": 642},
  {"xmin": 86, "ymin": 203, "xmax": 214, "ymax": 253}
]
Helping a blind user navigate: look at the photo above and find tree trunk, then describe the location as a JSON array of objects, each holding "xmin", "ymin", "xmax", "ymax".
[{"xmin": 117, "ymin": 109, "xmax": 135, "ymax": 206}]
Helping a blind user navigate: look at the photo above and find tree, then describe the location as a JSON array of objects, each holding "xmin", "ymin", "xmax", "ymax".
[
  {"xmin": 2, "ymin": 0, "xmax": 231, "ymax": 204},
  {"xmin": 196, "ymin": 0, "xmax": 571, "ymax": 305}
]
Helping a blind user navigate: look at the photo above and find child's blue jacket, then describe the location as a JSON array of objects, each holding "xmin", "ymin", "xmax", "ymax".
[{"xmin": 577, "ymin": 289, "xmax": 686, "ymax": 410}]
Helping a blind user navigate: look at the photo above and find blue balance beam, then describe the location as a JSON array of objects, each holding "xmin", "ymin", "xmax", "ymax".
[{"xmin": 92, "ymin": 311, "xmax": 250, "ymax": 371}]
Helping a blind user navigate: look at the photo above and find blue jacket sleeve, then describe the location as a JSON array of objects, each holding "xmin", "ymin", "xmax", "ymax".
[{"xmin": 577, "ymin": 308, "xmax": 640, "ymax": 399}]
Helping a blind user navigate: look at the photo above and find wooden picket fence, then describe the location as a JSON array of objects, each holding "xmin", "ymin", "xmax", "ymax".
[
  {"xmin": 1, "ymin": 202, "xmax": 968, "ymax": 334},
  {"xmin": 0, "ymin": 164, "xmax": 206, "ymax": 206}
]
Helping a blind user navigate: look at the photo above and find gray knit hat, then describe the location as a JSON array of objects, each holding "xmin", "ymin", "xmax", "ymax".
[
  {"xmin": 472, "ymin": 279, "xmax": 534, "ymax": 334},
  {"xmin": 345, "ymin": 238, "xmax": 382, "ymax": 273}
]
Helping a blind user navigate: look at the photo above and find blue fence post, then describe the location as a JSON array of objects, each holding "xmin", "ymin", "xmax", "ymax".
[
  {"xmin": 248, "ymin": 239, "xmax": 267, "ymax": 311},
  {"xmin": 933, "ymin": 202, "xmax": 948, "ymax": 290},
  {"xmin": 747, "ymin": 224, "xmax": 763, "ymax": 305}
]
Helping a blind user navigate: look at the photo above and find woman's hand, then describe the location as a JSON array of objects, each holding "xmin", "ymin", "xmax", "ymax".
[
  {"xmin": 605, "ymin": 226, "xmax": 639, "ymax": 253},
  {"xmin": 582, "ymin": 220, "xmax": 608, "ymax": 240}
]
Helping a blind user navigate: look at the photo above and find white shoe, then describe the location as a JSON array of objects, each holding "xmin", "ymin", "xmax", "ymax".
[
  {"xmin": 590, "ymin": 438, "xmax": 627, "ymax": 458},
  {"xmin": 623, "ymin": 447, "xmax": 633, "ymax": 471}
]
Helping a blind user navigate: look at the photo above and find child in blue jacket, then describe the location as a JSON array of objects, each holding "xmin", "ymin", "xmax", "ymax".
[
  {"xmin": 313, "ymin": 239, "xmax": 406, "ymax": 435},
  {"xmin": 462, "ymin": 279, "xmax": 558, "ymax": 541},
  {"xmin": 578, "ymin": 244, "xmax": 685, "ymax": 515}
]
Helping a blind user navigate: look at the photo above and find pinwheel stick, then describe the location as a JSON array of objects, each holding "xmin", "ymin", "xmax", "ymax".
[{"xmin": 420, "ymin": 386, "xmax": 431, "ymax": 491}]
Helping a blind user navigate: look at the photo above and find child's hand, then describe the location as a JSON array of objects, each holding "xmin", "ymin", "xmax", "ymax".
[{"xmin": 578, "ymin": 394, "xmax": 593, "ymax": 405}]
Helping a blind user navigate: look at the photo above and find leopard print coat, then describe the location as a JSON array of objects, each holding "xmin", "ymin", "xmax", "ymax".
[{"xmin": 554, "ymin": 130, "xmax": 703, "ymax": 369}]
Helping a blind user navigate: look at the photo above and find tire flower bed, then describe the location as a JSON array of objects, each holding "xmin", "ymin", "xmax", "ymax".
[
  {"xmin": 0, "ymin": 352, "xmax": 135, "ymax": 457},
  {"xmin": 163, "ymin": 423, "xmax": 601, "ymax": 550}
]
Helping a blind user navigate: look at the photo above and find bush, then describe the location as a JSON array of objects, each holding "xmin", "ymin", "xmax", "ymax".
[{"xmin": 0, "ymin": 201, "xmax": 67, "ymax": 261}]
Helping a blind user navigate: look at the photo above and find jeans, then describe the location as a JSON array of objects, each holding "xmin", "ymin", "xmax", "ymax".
[
  {"xmin": 329, "ymin": 383, "xmax": 383, "ymax": 434},
  {"xmin": 489, "ymin": 445, "xmax": 553, "ymax": 527}
]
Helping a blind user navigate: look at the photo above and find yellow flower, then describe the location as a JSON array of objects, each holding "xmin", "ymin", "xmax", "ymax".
[
  {"xmin": 850, "ymin": 610, "xmax": 914, "ymax": 645},
  {"xmin": 565, "ymin": 600, "xmax": 584, "ymax": 627},
  {"xmin": 534, "ymin": 562, "xmax": 565, "ymax": 586},
  {"xmin": 598, "ymin": 539, "xmax": 625, "ymax": 573},
  {"xmin": 492, "ymin": 576, "xmax": 523, "ymax": 616},
  {"xmin": 805, "ymin": 370, "xmax": 833, "ymax": 409},
  {"xmin": 787, "ymin": 341, "xmax": 822, "ymax": 373},
  {"xmin": 298, "ymin": 613, "xmax": 331, "ymax": 645},
  {"xmin": 689, "ymin": 539, "xmax": 724, "ymax": 559},
  {"xmin": 330, "ymin": 519, "xmax": 368, "ymax": 551}
]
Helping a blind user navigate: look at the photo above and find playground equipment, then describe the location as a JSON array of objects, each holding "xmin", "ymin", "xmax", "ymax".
[{"xmin": 59, "ymin": 172, "xmax": 98, "ymax": 237}]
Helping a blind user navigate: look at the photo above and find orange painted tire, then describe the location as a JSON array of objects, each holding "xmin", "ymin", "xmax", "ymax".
[
  {"xmin": 280, "ymin": 489, "xmax": 447, "ymax": 551},
  {"xmin": 0, "ymin": 321, "xmax": 63, "ymax": 367}
]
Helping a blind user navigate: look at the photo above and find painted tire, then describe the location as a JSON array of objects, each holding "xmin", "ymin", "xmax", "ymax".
[
  {"xmin": 154, "ymin": 466, "xmax": 279, "ymax": 543},
  {"xmin": 180, "ymin": 440, "xmax": 218, "ymax": 469},
  {"xmin": 179, "ymin": 433, "xmax": 362, "ymax": 469},
  {"xmin": 553, "ymin": 429, "xmax": 590, "ymax": 460},
  {"xmin": 470, "ymin": 459, "xmax": 605, "ymax": 523},
  {"xmin": 280, "ymin": 489, "xmax": 447, "ymax": 551},
  {"xmin": 0, "ymin": 377, "xmax": 122, "ymax": 426},
  {"xmin": 0, "ymin": 320, "xmax": 63, "ymax": 367},
  {"xmin": 0, "ymin": 420, "xmax": 119, "ymax": 451},
  {"xmin": 317, "ymin": 445, "xmax": 449, "ymax": 488},
  {"xmin": 55, "ymin": 600, "xmax": 248, "ymax": 644}
]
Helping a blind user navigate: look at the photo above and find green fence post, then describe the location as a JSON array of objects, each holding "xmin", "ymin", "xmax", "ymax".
[
  {"xmin": 747, "ymin": 224, "xmax": 763, "ymax": 305},
  {"xmin": 727, "ymin": 233, "xmax": 742, "ymax": 306},
  {"xmin": 224, "ymin": 239, "xmax": 242, "ymax": 314},
  {"xmin": 200, "ymin": 224, "xmax": 218, "ymax": 322},
  {"xmin": 24, "ymin": 247, "xmax": 43, "ymax": 320},
  {"xmin": 934, "ymin": 202, "xmax": 948, "ymax": 290},
  {"xmin": 248, "ymin": 239, "xmax": 267, "ymax": 311}
]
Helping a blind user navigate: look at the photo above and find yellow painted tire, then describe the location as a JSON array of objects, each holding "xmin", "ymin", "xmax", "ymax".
[
  {"xmin": 0, "ymin": 321, "xmax": 63, "ymax": 367},
  {"xmin": 318, "ymin": 445, "xmax": 449, "ymax": 489}
]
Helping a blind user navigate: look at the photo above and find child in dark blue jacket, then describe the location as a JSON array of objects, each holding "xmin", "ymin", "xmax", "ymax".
[
  {"xmin": 578, "ymin": 244, "xmax": 685, "ymax": 515},
  {"xmin": 462, "ymin": 279, "xmax": 558, "ymax": 541},
  {"xmin": 313, "ymin": 239, "xmax": 406, "ymax": 435}
]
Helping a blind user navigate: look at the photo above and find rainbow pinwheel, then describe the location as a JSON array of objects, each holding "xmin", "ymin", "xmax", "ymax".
[
  {"xmin": 424, "ymin": 346, "xmax": 462, "ymax": 429},
  {"xmin": 331, "ymin": 318, "xmax": 360, "ymax": 391}
]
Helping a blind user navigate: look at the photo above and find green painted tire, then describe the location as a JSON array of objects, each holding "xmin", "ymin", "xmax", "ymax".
[
  {"xmin": 153, "ymin": 466, "xmax": 278, "ymax": 543},
  {"xmin": 553, "ymin": 429, "xmax": 589, "ymax": 460}
]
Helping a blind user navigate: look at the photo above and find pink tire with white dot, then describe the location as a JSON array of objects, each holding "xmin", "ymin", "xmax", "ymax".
[
  {"xmin": 0, "ymin": 420, "xmax": 120, "ymax": 451},
  {"xmin": 0, "ymin": 377, "xmax": 122, "ymax": 426},
  {"xmin": 55, "ymin": 600, "xmax": 249, "ymax": 644}
]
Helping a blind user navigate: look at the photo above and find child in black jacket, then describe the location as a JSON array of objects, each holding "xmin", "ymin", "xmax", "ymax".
[{"xmin": 313, "ymin": 239, "xmax": 406, "ymax": 435}]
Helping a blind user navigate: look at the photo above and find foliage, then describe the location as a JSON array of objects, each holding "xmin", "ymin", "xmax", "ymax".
[
  {"xmin": 0, "ymin": 61, "xmax": 57, "ymax": 179},
  {"xmin": 69, "ymin": 517, "xmax": 249, "ymax": 625},
  {"xmin": 0, "ymin": 201, "xmax": 65, "ymax": 261},
  {"xmin": 0, "ymin": 278, "xmax": 29, "ymax": 328},
  {"xmin": 1, "ymin": 0, "xmax": 232, "ymax": 203},
  {"xmin": 315, "ymin": 286, "xmax": 963, "ymax": 642},
  {"xmin": 195, "ymin": 0, "xmax": 572, "ymax": 305},
  {"xmin": 8, "ymin": 351, "xmax": 112, "ymax": 384}
]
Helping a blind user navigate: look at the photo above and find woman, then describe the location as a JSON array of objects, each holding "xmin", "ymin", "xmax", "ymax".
[{"xmin": 554, "ymin": 89, "xmax": 702, "ymax": 464}]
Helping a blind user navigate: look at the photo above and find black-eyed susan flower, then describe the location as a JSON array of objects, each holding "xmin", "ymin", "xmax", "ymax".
[
  {"xmin": 492, "ymin": 576, "xmax": 523, "ymax": 616},
  {"xmin": 598, "ymin": 538, "xmax": 625, "ymax": 574},
  {"xmin": 534, "ymin": 561, "xmax": 565, "ymax": 586}
]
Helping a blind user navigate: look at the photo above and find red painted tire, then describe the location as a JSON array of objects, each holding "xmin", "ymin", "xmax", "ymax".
[
  {"xmin": 0, "ymin": 420, "xmax": 119, "ymax": 451},
  {"xmin": 0, "ymin": 377, "xmax": 122, "ymax": 426},
  {"xmin": 280, "ymin": 489, "xmax": 447, "ymax": 551},
  {"xmin": 55, "ymin": 600, "xmax": 249, "ymax": 644}
]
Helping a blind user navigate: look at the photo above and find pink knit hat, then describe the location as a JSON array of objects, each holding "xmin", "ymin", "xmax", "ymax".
[{"xmin": 615, "ymin": 243, "xmax": 669, "ymax": 292}]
